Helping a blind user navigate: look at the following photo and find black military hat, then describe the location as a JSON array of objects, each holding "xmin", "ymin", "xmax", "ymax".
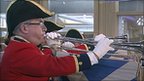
[
  {"xmin": 65, "ymin": 29, "xmax": 94, "ymax": 50},
  {"xmin": 44, "ymin": 21, "xmax": 63, "ymax": 32},
  {"xmin": 6, "ymin": 0, "xmax": 64, "ymax": 38},
  {"xmin": 65, "ymin": 29, "xmax": 84, "ymax": 39},
  {"xmin": 44, "ymin": 16, "xmax": 64, "ymax": 33}
]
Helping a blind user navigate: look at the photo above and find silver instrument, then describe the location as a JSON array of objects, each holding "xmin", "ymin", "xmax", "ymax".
[
  {"xmin": 44, "ymin": 34, "xmax": 144, "ymax": 53},
  {"xmin": 53, "ymin": 36, "xmax": 144, "ymax": 53}
]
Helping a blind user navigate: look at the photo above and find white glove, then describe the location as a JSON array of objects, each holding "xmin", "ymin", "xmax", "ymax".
[
  {"xmin": 62, "ymin": 42, "xmax": 75, "ymax": 48},
  {"xmin": 45, "ymin": 32, "xmax": 61, "ymax": 47},
  {"xmin": 46, "ymin": 32, "xmax": 61, "ymax": 39},
  {"xmin": 93, "ymin": 38, "xmax": 114, "ymax": 59},
  {"xmin": 56, "ymin": 50, "xmax": 70, "ymax": 57},
  {"xmin": 94, "ymin": 34, "xmax": 106, "ymax": 41}
]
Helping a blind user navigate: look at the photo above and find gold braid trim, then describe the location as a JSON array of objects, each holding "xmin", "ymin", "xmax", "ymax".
[
  {"xmin": 6, "ymin": 0, "xmax": 17, "ymax": 12},
  {"xmin": 28, "ymin": 0, "xmax": 54, "ymax": 16},
  {"xmin": 72, "ymin": 55, "xmax": 79, "ymax": 72}
]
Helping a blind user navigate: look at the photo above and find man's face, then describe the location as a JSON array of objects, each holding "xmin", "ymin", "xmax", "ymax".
[{"xmin": 22, "ymin": 18, "xmax": 47, "ymax": 45}]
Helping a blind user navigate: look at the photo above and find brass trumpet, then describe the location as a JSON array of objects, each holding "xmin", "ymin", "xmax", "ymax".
[
  {"xmin": 44, "ymin": 34, "xmax": 144, "ymax": 53},
  {"xmin": 56, "ymin": 36, "xmax": 127, "ymax": 45},
  {"xmin": 45, "ymin": 35, "xmax": 144, "ymax": 62},
  {"xmin": 54, "ymin": 36, "xmax": 144, "ymax": 53}
]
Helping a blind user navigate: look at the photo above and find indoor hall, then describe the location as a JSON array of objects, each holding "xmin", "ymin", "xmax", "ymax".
[{"xmin": 0, "ymin": 0, "xmax": 144, "ymax": 81}]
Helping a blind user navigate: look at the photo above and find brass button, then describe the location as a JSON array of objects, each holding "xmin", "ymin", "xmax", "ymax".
[
  {"xmin": 79, "ymin": 62, "xmax": 83, "ymax": 65},
  {"xmin": 77, "ymin": 55, "xmax": 80, "ymax": 57}
]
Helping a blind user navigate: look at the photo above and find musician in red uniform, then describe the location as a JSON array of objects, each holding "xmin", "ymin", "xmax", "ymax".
[
  {"xmin": 62, "ymin": 29, "xmax": 107, "ymax": 55},
  {"xmin": 62, "ymin": 29, "xmax": 89, "ymax": 54},
  {"xmin": 0, "ymin": 0, "xmax": 113, "ymax": 81},
  {"xmin": 59, "ymin": 29, "xmax": 89, "ymax": 81}
]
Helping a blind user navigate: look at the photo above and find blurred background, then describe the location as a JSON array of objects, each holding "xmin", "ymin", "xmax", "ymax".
[{"xmin": 0, "ymin": 0, "xmax": 144, "ymax": 43}]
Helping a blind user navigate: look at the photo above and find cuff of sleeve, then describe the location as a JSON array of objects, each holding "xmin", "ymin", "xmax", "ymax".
[
  {"xmin": 87, "ymin": 51, "xmax": 99, "ymax": 65},
  {"xmin": 74, "ymin": 54, "xmax": 92, "ymax": 71}
]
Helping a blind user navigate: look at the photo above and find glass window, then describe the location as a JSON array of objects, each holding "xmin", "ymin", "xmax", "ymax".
[
  {"xmin": 119, "ymin": 16, "xmax": 144, "ymax": 42},
  {"xmin": 48, "ymin": 0, "xmax": 94, "ymax": 33},
  {"xmin": 0, "ymin": 0, "xmax": 11, "ymax": 40},
  {"xmin": 119, "ymin": 1, "xmax": 144, "ymax": 12}
]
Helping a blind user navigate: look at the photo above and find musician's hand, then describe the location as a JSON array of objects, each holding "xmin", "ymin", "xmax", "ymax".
[
  {"xmin": 56, "ymin": 49, "xmax": 70, "ymax": 57},
  {"xmin": 45, "ymin": 32, "xmax": 61, "ymax": 47},
  {"xmin": 93, "ymin": 38, "xmax": 114, "ymax": 59},
  {"xmin": 94, "ymin": 34, "xmax": 106, "ymax": 41},
  {"xmin": 62, "ymin": 42, "xmax": 75, "ymax": 48},
  {"xmin": 46, "ymin": 32, "xmax": 61, "ymax": 39}
]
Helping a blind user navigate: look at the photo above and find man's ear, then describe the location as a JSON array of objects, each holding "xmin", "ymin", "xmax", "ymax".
[{"xmin": 19, "ymin": 24, "xmax": 29, "ymax": 33}]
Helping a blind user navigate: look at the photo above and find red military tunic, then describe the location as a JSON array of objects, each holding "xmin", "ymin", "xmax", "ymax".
[{"xmin": 0, "ymin": 37, "xmax": 92, "ymax": 81}]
